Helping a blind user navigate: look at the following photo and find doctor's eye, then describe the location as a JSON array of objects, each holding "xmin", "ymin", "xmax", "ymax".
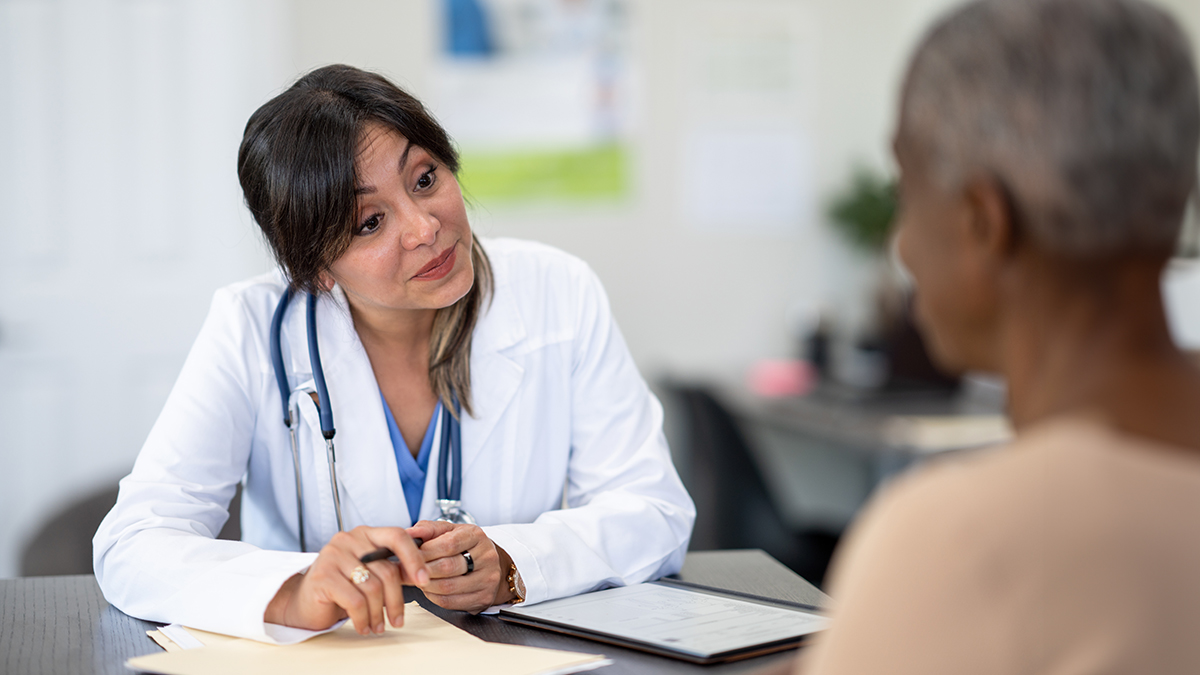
[
  {"xmin": 356, "ymin": 213, "xmax": 383, "ymax": 235},
  {"xmin": 415, "ymin": 165, "xmax": 438, "ymax": 191}
]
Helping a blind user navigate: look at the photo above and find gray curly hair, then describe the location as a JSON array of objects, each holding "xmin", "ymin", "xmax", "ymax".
[{"xmin": 901, "ymin": 0, "xmax": 1200, "ymax": 256}]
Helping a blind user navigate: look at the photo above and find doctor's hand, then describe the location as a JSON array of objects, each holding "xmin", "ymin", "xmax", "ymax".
[
  {"xmin": 264, "ymin": 526, "xmax": 428, "ymax": 636},
  {"xmin": 407, "ymin": 520, "xmax": 518, "ymax": 613}
]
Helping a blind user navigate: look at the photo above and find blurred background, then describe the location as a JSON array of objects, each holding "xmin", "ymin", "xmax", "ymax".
[{"xmin": 2, "ymin": 0, "xmax": 1199, "ymax": 584}]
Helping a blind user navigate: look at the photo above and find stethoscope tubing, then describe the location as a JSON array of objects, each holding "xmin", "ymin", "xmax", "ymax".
[
  {"xmin": 305, "ymin": 292, "xmax": 336, "ymax": 440},
  {"xmin": 437, "ymin": 402, "xmax": 464, "ymax": 503},
  {"xmin": 270, "ymin": 289, "xmax": 308, "ymax": 551},
  {"xmin": 270, "ymin": 288, "xmax": 471, "ymax": 552}
]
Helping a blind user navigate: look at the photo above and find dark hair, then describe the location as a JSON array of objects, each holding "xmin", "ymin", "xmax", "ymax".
[
  {"xmin": 902, "ymin": 0, "xmax": 1200, "ymax": 256},
  {"xmin": 237, "ymin": 64, "xmax": 493, "ymax": 416}
]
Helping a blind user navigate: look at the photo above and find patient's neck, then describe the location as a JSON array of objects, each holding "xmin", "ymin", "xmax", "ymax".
[{"xmin": 1000, "ymin": 250, "xmax": 1200, "ymax": 450}]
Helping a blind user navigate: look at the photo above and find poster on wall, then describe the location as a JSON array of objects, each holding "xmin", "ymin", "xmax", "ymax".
[{"xmin": 432, "ymin": 0, "xmax": 632, "ymax": 205}]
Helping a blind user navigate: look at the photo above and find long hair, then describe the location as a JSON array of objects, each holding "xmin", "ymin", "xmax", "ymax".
[{"xmin": 237, "ymin": 64, "xmax": 493, "ymax": 416}]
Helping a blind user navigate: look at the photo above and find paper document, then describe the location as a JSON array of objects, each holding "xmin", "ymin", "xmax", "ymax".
[
  {"xmin": 159, "ymin": 625, "xmax": 206, "ymax": 650},
  {"xmin": 131, "ymin": 602, "xmax": 608, "ymax": 675}
]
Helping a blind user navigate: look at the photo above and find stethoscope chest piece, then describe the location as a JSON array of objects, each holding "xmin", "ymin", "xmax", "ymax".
[
  {"xmin": 435, "ymin": 499, "xmax": 476, "ymax": 525},
  {"xmin": 433, "ymin": 399, "xmax": 474, "ymax": 525}
]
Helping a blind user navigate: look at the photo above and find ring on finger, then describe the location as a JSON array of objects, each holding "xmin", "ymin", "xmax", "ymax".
[
  {"xmin": 461, "ymin": 551, "xmax": 474, "ymax": 575},
  {"xmin": 351, "ymin": 565, "xmax": 371, "ymax": 585}
]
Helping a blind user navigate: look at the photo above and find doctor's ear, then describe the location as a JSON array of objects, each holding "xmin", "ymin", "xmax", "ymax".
[{"xmin": 316, "ymin": 272, "xmax": 335, "ymax": 292}]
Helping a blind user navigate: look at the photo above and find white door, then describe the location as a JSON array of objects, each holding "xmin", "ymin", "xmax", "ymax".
[{"xmin": 0, "ymin": 0, "xmax": 291, "ymax": 578}]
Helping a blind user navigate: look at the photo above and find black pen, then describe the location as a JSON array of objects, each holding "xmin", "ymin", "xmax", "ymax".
[{"xmin": 359, "ymin": 539, "xmax": 423, "ymax": 564}]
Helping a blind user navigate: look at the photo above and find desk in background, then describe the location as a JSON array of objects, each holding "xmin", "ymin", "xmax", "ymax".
[
  {"xmin": 715, "ymin": 381, "xmax": 1009, "ymax": 530},
  {"xmin": 662, "ymin": 379, "xmax": 1008, "ymax": 584},
  {"xmin": 0, "ymin": 549, "xmax": 827, "ymax": 675}
]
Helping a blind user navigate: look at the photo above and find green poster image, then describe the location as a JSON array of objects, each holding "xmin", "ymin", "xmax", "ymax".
[
  {"xmin": 459, "ymin": 144, "xmax": 627, "ymax": 203},
  {"xmin": 435, "ymin": 0, "xmax": 632, "ymax": 205}
]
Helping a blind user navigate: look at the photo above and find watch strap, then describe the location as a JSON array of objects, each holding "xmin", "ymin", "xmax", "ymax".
[{"xmin": 507, "ymin": 563, "xmax": 525, "ymax": 604}]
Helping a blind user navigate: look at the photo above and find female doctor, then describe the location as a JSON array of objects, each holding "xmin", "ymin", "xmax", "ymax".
[{"xmin": 93, "ymin": 64, "xmax": 695, "ymax": 643}]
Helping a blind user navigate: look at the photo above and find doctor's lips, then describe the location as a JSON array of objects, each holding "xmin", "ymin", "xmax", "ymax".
[{"xmin": 412, "ymin": 243, "xmax": 457, "ymax": 281}]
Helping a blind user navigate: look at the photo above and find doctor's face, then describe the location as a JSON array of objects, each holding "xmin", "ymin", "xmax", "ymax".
[{"xmin": 326, "ymin": 123, "xmax": 475, "ymax": 316}]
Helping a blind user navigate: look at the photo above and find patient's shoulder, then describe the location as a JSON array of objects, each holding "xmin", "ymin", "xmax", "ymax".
[
  {"xmin": 897, "ymin": 416, "xmax": 1200, "ymax": 524},
  {"xmin": 843, "ymin": 415, "xmax": 1200, "ymax": 589},
  {"xmin": 817, "ymin": 416, "xmax": 1200, "ymax": 672}
]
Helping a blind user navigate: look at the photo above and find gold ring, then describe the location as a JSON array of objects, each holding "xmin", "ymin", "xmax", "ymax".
[{"xmin": 351, "ymin": 565, "xmax": 371, "ymax": 585}]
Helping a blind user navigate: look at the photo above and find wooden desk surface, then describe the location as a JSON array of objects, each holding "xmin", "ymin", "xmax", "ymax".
[{"xmin": 0, "ymin": 549, "xmax": 825, "ymax": 675}]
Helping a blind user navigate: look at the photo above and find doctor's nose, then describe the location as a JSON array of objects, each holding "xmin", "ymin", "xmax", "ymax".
[{"xmin": 398, "ymin": 208, "xmax": 439, "ymax": 251}]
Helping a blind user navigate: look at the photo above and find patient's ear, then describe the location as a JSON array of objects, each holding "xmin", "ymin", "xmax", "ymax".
[{"xmin": 962, "ymin": 176, "xmax": 1018, "ymax": 264}]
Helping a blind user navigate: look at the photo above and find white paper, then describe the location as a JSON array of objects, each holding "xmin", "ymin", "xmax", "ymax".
[{"xmin": 159, "ymin": 625, "xmax": 205, "ymax": 651}]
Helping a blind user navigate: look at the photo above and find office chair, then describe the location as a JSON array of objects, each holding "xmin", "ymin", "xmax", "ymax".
[
  {"xmin": 668, "ymin": 384, "xmax": 839, "ymax": 588},
  {"xmin": 20, "ymin": 482, "xmax": 242, "ymax": 577}
]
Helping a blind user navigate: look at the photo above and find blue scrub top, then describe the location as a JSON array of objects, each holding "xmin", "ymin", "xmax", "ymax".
[{"xmin": 379, "ymin": 392, "xmax": 440, "ymax": 524}]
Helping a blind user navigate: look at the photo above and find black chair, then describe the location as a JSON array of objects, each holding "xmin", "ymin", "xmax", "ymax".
[
  {"xmin": 21, "ymin": 483, "xmax": 242, "ymax": 577},
  {"xmin": 668, "ymin": 384, "xmax": 839, "ymax": 588}
]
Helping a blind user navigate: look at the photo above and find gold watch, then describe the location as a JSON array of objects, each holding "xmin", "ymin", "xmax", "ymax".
[{"xmin": 507, "ymin": 563, "xmax": 526, "ymax": 604}]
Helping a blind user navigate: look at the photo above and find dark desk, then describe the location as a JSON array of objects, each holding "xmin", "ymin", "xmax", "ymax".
[{"xmin": 0, "ymin": 549, "xmax": 826, "ymax": 675}]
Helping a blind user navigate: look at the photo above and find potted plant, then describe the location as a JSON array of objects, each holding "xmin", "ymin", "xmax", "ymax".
[{"xmin": 823, "ymin": 168, "xmax": 958, "ymax": 393}]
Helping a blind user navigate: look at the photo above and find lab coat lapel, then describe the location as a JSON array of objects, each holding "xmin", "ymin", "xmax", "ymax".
[
  {"xmin": 288, "ymin": 288, "xmax": 409, "ymax": 529},
  {"xmin": 282, "ymin": 281, "xmax": 526, "ymax": 528},
  {"xmin": 461, "ymin": 278, "xmax": 525, "ymax": 475}
]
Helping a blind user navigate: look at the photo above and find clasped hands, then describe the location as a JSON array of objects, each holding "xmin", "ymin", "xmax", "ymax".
[{"xmin": 264, "ymin": 520, "xmax": 519, "ymax": 635}]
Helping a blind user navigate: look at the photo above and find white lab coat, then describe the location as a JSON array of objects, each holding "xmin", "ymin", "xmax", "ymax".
[{"xmin": 93, "ymin": 238, "xmax": 695, "ymax": 642}]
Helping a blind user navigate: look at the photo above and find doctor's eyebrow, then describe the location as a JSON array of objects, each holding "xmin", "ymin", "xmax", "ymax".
[{"xmin": 353, "ymin": 139, "xmax": 414, "ymax": 196}]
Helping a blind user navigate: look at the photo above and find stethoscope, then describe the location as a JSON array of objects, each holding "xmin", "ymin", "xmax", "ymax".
[{"xmin": 268, "ymin": 288, "xmax": 474, "ymax": 553}]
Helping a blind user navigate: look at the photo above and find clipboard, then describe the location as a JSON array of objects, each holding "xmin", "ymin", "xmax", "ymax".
[{"xmin": 499, "ymin": 581, "xmax": 829, "ymax": 664}]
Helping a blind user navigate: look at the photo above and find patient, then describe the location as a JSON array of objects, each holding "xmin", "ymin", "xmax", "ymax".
[{"xmin": 800, "ymin": 0, "xmax": 1200, "ymax": 672}]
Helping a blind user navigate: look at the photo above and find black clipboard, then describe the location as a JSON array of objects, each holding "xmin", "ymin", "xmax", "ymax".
[{"xmin": 498, "ymin": 581, "xmax": 828, "ymax": 664}]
